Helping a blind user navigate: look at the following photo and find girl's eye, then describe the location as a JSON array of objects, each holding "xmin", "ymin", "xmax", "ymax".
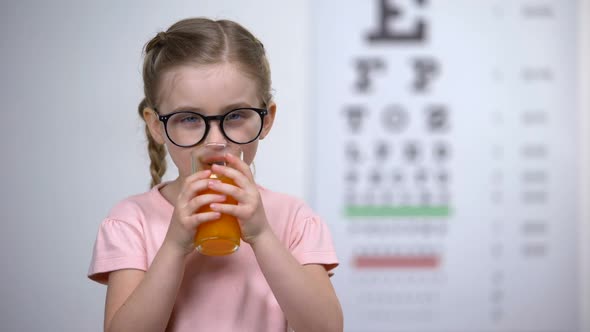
[
  {"xmin": 226, "ymin": 112, "xmax": 243, "ymax": 121},
  {"xmin": 180, "ymin": 115, "xmax": 201, "ymax": 124}
]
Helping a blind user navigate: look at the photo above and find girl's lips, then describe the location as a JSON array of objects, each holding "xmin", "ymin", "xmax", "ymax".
[
  {"xmin": 200, "ymin": 155, "xmax": 226, "ymax": 166},
  {"xmin": 208, "ymin": 161, "xmax": 225, "ymax": 166},
  {"xmin": 192, "ymin": 151, "xmax": 229, "ymax": 172}
]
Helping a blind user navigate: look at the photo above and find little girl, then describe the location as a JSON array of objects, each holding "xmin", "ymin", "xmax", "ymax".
[{"xmin": 88, "ymin": 17, "xmax": 343, "ymax": 332}]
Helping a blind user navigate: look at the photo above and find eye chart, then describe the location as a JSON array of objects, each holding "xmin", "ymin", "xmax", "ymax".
[{"xmin": 312, "ymin": 1, "xmax": 588, "ymax": 331}]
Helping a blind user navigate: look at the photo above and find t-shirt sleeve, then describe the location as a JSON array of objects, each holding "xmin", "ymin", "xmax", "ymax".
[
  {"xmin": 288, "ymin": 204, "xmax": 339, "ymax": 273},
  {"xmin": 87, "ymin": 201, "xmax": 148, "ymax": 284}
]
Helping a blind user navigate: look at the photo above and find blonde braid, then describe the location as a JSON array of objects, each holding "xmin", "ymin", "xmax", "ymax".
[{"xmin": 138, "ymin": 98, "xmax": 167, "ymax": 188}]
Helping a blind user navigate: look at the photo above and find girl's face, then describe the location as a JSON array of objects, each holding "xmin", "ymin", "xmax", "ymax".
[{"xmin": 145, "ymin": 63, "xmax": 276, "ymax": 178}]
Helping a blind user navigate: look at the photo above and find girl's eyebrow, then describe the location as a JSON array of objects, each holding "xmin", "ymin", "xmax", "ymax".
[
  {"xmin": 223, "ymin": 102, "xmax": 255, "ymax": 110},
  {"xmin": 169, "ymin": 102, "xmax": 255, "ymax": 114},
  {"xmin": 169, "ymin": 106, "xmax": 204, "ymax": 113}
]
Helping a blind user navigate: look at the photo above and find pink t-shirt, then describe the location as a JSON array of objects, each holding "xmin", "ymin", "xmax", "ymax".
[{"xmin": 88, "ymin": 183, "xmax": 339, "ymax": 331}]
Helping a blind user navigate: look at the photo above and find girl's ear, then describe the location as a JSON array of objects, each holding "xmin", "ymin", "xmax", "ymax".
[
  {"xmin": 259, "ymin": 103, "xmax": 276, "ymax": 140},
  {"xmin": 142, "ymin": 107, "xmax": 166, "ymax": 144}
]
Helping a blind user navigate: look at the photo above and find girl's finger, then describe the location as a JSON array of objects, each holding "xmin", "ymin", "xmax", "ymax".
[
  {"xmin": 184, "ymin": 169, "xmax": 212, "ymax": 184},
  {"xmin": 209, "ymin": 202, "xmax": 242, "ymax": 218},
  {"xmin": 206, "ymin": 180, "xmax": 246, "ymax": 202},
  {"xmin": 225, "ymin": 153, "xmax": 254, "ymax": 182},
  {"xmin": 210, "ymin": 163, "xmax": 252, "ymax": 190},
  {"xmin": 186, "ymin": 211, "xmax": 221, "ymax": 228},
  {"xmin": 186, "ymin": 193, "xmax": 227, "ymax": 214},
  {"xmin": 178, "ymin": 177, "xmax": 212, "ymax": 202}
]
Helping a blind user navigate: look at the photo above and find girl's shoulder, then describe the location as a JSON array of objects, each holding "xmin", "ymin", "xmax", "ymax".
[
  {"xmin": 258, "ymin": 185, "xmax": 305, "ymax": 206},
  {"xmin": 257, "ymin": 185, "xmax": 318, "ymax": 220},
  {"xmin": 107, "ymin": 183, "xmax": 172, "ymax": 221}
]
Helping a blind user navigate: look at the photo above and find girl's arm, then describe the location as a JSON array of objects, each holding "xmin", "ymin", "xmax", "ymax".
[
  {"xmin": 209, "ymin": 157, "xmax": 343, "ymax": 332},
  {"xmin": 104, "ymin": 243, "xmax": 187, "ymax": 332},
  {"xmin": 250, "ymin": 229, "xmax": 344, "ymax": 332},
  {"xmin": 209, "ymin": 158, "xmax": 343, "ymax": 332},
  {"xmin": 105, "ymin": 171, "xmax": 225, "ymax": 332}
]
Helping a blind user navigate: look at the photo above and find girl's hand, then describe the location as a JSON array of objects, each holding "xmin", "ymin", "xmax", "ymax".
[
  {"xmin": 208, "ymin": 153, "xmax": 271, "ymax": 244},
  {"xmin": 164, "ymin": 170, "xmax": 228, "ymax": 255}
]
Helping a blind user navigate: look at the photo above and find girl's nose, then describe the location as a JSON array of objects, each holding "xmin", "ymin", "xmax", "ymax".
[{"xmin": 204, "ymin": 121, "xmax": 228, "ymax": 145}]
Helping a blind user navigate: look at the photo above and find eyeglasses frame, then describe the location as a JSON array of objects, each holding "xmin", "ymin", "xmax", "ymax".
[{"xmin": 155, "ymin": 107, "xmax": 269, "ymax": 148}]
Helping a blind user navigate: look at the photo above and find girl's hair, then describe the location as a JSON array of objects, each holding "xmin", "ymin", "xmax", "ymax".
[
  {"xmin": 138, "ymin": 98, "xmax": 167, "ymax": 188},
  {"xmin": 139, "ymin": 18, "xmax": 272, "ymax": 187}
]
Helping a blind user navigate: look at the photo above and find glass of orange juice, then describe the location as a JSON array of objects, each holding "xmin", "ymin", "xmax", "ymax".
[{"xmin": 191, "ymin": 144, "xmax": 242, "ymax": 256}]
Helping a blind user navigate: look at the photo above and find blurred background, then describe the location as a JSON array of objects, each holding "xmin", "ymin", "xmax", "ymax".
[{"xmin": 0, "ymin": 0, "xmax": 588, "ymax": 331}]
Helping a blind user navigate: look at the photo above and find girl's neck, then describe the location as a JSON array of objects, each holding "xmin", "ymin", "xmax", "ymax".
[{"xmin": 158, "ymin": 177, "xmax": 183, "ymax": 206}]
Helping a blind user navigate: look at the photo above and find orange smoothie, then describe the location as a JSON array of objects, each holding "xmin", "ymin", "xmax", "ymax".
[{"xmin": 194, "ymin": 174, "xmax": 241, "ymax": 256}]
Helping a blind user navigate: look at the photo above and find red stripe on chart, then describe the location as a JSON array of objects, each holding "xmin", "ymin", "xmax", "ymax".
[{"xmin": 354, "ymin": 255, "xmax": 440, "ymax": 269}]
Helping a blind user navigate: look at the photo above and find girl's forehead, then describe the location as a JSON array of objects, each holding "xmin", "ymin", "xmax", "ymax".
[{"xmin": 157, "ymin": 63, "xmax": 259, "ymax": 112}]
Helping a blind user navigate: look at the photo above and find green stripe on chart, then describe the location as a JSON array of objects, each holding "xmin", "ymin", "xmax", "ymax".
[{"xmin": 345, "ymin": 205, "xmax": 451, "ymax": 218}]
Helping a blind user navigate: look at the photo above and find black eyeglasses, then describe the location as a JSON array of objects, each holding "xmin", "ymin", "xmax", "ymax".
[{"xmin": 156, "ymin": 107, "xmax": 268, "ymax": 147}]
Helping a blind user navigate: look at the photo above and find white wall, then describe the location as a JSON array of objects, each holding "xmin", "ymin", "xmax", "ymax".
[
  {"xmin": 0, "ymin": 1, "xmax": 310, "ymax": 330},
  {"xmin": 579, "ymin": 1, "xmax": 590, "ymax": 328}
]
